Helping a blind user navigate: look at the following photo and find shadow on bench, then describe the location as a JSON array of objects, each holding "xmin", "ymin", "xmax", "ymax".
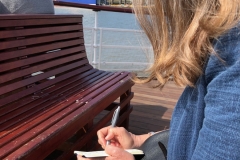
[{"xmin": 0, "ymin": 14, "xmax": 134, "ymax": 160}]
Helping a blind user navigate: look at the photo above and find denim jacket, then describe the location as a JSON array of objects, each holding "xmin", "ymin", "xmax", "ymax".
[{"xmin": 168, "ymin": 24, "xmax": 240, "ymax": 160}]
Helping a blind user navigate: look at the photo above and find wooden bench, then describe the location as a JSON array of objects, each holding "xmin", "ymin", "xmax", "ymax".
[{"xmin": 0, "ymin": 15, "xmax": 134, "ymax": 159}]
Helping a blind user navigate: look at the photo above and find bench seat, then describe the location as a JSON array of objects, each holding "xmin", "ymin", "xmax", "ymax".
[{"xmin": 0, "ymin": 15, "xmax": 134, "ymax": 159}]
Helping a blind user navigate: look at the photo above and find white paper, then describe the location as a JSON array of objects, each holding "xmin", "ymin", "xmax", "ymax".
[{"xmin": 74, "ymin": 149, "xmax": 144, "ymax": 158}]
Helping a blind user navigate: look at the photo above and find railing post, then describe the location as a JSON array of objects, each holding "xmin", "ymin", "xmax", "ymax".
[
  {"xmin": 92, "ymin": 11, "xmax": 98, "ymax": 68},
  {"xmin": 98, "ymin": 28, "xmax": 103, "ymax": 69},
  {"xmin": 89, "ymin": 28, "xmax": 94, "ymax": 66}
]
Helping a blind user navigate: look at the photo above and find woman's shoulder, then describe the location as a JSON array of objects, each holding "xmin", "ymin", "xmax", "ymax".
[
  {"xmin": 214, "ymin": 23, "xmax": 240, "ymax": 58},
  {"xmin": 205, "ymin": 23, "xmax": 240, "ymax": 83}
]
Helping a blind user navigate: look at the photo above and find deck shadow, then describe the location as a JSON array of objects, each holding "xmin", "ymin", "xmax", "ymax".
[{"xmin": 128, "ymin": 104, "xmax": 171, "ymax": 135}]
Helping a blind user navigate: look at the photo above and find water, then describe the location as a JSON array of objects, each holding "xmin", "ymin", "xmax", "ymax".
[{"xmin": 54, "ymin": 6, "xmax": 153, "ymax": 73}]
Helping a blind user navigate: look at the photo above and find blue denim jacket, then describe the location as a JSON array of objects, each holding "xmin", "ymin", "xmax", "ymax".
[{"xmin": 168, "ymin": 25, "xmax": 240, "ymax": 160}]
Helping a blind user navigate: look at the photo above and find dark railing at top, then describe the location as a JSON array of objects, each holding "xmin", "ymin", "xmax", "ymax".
[{"xmin": 53, "ymin": 1, "xmax": 133, "ymax": 13}]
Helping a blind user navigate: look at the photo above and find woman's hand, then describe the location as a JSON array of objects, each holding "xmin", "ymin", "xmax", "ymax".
[
  {"xmin": 97, "ymin": 126, "xmax": 136, "ymax": 149},
  {"xmin": 77, "ymin": 145, "xmax": 135, "ymax": 160}
]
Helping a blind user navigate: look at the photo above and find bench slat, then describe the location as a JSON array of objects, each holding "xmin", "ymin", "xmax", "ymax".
[
  {"xmin": 0, "ymin": 17, "xmax": 82, "ymax": 28},
  {"xmin": 0, "ymin": 15, "xmax": 83, "ymax": 20},
  {"xmin": 0, "ymin": 32, "xmax": 83, "ymax": 51},
  {"xmin": 1, "ymin": 24, "xmax": 83, "ymax": 39},
  {"xmin": 0, "ymin": 39, "xmax": 82, "ymax": 62}
]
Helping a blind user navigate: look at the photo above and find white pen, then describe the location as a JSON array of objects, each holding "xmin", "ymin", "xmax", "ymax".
[{"xmin": 106, "ymin": 106, "xmax": 121, "ymax": 145}]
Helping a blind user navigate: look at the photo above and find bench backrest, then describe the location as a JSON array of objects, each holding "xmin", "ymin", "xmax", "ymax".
[{"xmin": 0, "ymin": 15, "xmax": 91, "ymax": 112}]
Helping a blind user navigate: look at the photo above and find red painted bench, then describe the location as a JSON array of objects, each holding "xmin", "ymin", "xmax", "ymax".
[{"xmin": 0, "ymin": 15, "xmax": 134, "ymax": 159}]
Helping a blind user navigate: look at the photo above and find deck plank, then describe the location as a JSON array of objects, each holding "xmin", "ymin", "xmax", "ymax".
[{"xmin": 129, "ymin": 81, "xmax": 184, "ymax": 135}]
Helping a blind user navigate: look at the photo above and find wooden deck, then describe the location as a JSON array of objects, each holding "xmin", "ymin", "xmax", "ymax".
[{"xmin": 128, "ymin": 81, "xmax": 184, "ymax": 135}]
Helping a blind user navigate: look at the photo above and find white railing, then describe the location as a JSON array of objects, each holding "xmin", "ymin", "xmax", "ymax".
[
  {"xmin": 54, "ymin": 5, "xmax": 153, "ymax": 73},
  {"xmin": 83, "ymin": 26, "xmax": 153, "ymax": 72}
]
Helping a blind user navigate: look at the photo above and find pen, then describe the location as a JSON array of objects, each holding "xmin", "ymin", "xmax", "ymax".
[{"xmin": 106, "ymin": 106, "xmax": 121, "ymax": 145}]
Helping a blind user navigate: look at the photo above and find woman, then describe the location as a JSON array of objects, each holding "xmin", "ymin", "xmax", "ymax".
[{"xmin": 78, "ymin": 0, "xmax": 240, "ymax": 159}]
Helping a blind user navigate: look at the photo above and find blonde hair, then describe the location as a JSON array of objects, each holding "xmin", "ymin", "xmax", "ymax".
[{"xmin": 132, "ymin": 0, "xmax": 240, "ymax": 88}]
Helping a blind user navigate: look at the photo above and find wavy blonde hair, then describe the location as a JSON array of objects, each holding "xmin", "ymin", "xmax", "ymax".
[{"xmin": 132, "ymin": 0, "xmax": 240, "ymax": 88}]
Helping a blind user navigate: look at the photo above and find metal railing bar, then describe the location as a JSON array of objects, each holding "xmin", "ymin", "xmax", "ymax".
[
  {"xmin": 98, "ymin": 29, "xmax": 103, "ymax": 69},
  {"xmin": 84, "ymin": 27, "xmax": 144, "ymax": 33},
  {"xmin": 85, "ymin": 44, "xmax": 151, "ymax": 50},
  {"xmin": 98, "ymin": 69, "xmax": 147, "ymax": 71},
  {"xmin": 95, "ymin": 62, "xmax": 152, "ymax": 65}
]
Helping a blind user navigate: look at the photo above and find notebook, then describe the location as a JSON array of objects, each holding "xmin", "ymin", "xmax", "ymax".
[{"xmin": 74, "ymin": 149, "xmax": 144, "ymax": 158}]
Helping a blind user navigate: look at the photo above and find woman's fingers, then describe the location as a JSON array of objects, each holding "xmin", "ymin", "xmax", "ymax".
[
  {"xmin": 97, "ymin": 126, "xmax": 132, "ymax": 149},
  {"xmin": 97, "ymin": 126, "xmax": 112, "ymax": 147}
]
